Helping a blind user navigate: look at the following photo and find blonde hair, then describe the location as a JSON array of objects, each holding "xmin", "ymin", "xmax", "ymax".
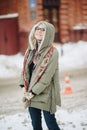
[{"xmin": 29, "ymin": 22, "xmax": 46, "ymax": 50}]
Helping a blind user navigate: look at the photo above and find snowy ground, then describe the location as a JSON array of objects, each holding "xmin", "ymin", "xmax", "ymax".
[
  {"xmin": 0, "ymin": 108, "xmax": 87, "ymax": 130},
  {"xmin": 0, "ymin": 40, "xmax": 87, "ymax": 130}
]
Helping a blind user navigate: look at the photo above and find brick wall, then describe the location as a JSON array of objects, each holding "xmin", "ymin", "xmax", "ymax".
[
  {"xmin": 0, "ymin": 0, "xmax": 87, "ymax": 54},
  {"xmin": 0, "ymin": 0, "xmax": 43, "ymax": 54},
  {"xmin": 59, "ymin": 0, "xmax": 87, "ymax": 43},
  {"xmin": 0, "ymin": 0, "xmax": 18, "ymax": 14},
  {"xmin": 16, "ymin": 0, "xmax": 43, "ymax": 53}
]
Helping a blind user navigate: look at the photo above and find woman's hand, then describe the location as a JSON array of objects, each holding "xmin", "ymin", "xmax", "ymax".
[
  {"xmin": 25, "ymin": 92, "xmax": 34, "ymax": 101},
  {"xmin": 22, "ymin": 91, "xmax": 34, "ymax": 102}
]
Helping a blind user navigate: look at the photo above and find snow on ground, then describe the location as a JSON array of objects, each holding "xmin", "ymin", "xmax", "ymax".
[
  {"xmin": 55, "ymin": 40, "xmax": 87, "ymax": 71},
  {"xmin": 0, "ymin": 108, "xmax": 87, "ymax": 130},
  {"xmin": 0, "ymin": 53, "xmax": 23, "ymax": 78},
  {"xmin": 0, "ymin": 40, "xmax": 87, "ymax": 130},
  {"xmin": 0, "ymin": 40, "xmax": 87, "ymax": 78}
]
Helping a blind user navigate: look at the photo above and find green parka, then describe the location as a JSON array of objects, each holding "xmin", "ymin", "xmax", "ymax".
[{"xmin": 20, "ymin": 21, "xmax": 61, "ymax": 114}]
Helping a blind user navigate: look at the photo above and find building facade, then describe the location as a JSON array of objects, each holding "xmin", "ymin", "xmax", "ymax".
[{"xmin": 0, "ymin": 0, "xmax": 87, "ymax": 54}]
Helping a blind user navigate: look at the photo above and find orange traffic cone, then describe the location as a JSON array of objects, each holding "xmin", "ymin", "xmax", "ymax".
[{"xmin": 64, "ymin": 72, "xmax": 73, "ymax": 94}]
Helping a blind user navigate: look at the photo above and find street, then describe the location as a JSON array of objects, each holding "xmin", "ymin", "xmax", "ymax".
[
  {"xmin": 0, "ymin": 67, "xmax": 87, "ymax": 115},
  {"xmin": 60, "ymin": 68, "xmax": 87, "ymax": 110}
]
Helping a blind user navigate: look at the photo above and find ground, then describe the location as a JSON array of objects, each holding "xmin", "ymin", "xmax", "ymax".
[
  {"xmin": 0, "ymin": 67, "xmax": 87, "ymax": 114},
  {"xmin": 60, "ymin": 67, "xmax": 87, "ymax": 111},
  {"xmin": 0, "ymin": 67, "xmax": 87, "ymax": 130}
]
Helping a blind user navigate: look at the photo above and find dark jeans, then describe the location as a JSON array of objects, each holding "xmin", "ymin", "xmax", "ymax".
[{"xmin": 28, "ymin": 107, "xmax": 60, "ymax": 130}]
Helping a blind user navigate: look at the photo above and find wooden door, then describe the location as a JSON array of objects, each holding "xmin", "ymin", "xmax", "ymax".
[{"xmin": 0, "ymin": 17, "xmax": 19, "ymax": 55}]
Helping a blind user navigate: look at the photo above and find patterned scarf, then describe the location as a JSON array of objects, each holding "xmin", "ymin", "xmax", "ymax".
[{"xmin": 23, "ymin": 45, "xmax": 54, "ymax": 92}]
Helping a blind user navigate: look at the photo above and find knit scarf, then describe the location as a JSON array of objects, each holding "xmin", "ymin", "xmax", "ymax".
[{"xmin": 23, "ymin": 45, "xmax": 54, "ymax": 92}]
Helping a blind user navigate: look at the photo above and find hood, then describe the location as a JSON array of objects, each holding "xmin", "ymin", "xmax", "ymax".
[{"xmin": 28, "ymin": 21, "xmax": 55, "ymax": 52}]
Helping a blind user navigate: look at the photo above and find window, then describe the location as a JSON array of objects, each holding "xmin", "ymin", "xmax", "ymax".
[
  {"xmin": 28, "ymin": 0, "xmax": 36, "ymax": 9},
  {"xmin": 30, "ymin": 11, "xmax": 36, "ymax": 20}
]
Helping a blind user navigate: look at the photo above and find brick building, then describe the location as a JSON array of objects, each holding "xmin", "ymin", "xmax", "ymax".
[{"xmin": 0, "ymin": 0, "xmax": 87, "ymax": 55}]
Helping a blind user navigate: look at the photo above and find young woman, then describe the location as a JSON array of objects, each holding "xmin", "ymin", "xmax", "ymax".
[{"xmin": 20, "ymin": 21, "xmax": 61, "ymax": 130}]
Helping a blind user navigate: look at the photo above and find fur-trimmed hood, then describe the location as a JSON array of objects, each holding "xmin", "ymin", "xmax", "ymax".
[{"xmin": 28, "ymin": 21, "xmax": 55, "ymax": 52}]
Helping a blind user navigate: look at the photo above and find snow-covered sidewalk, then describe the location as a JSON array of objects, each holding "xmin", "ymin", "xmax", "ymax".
[{"xmin": 0, "ymin": 108, "xmax": 87, "ymax": 130}]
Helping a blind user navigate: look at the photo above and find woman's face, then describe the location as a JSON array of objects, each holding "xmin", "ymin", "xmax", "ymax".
[{"xmin": 34, "ymin": 24, "xmax": 45, "ymax": 41}]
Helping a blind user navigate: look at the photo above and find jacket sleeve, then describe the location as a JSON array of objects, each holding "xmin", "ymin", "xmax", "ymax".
[{"xmin": 32, "ymin": 48, "xmax": 59, "ymax": 95}]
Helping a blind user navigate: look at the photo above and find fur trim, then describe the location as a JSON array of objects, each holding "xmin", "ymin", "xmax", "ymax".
[{"xmin": 28, "ymin": 21, "xmax": 55, "ymax": 52}]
